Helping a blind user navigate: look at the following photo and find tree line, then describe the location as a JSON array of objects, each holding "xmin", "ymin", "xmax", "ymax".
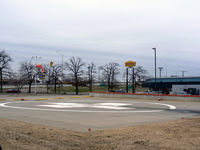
[{"xmin": 0, "ymin": 50, "xmax": 148, "ymax": 95}]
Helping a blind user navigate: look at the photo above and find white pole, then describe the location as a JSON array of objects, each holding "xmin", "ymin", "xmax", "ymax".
[
  {"xmin": 57, "ymin": 50, "xmax": 64, "ymax": 82},
  {"xmin": 35, "ymin": 56, "xmax": 37, "ymax": 94},
  {"xmin": 62, "ymin": 54, "xmax": 64, "ymax": 81}
]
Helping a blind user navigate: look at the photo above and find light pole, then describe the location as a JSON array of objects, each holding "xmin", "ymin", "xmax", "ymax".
[
  {"xmin": 152, "ymin": 48, "xmax": 157, "ymax": 91},
  {"xmin": 132, "ymin": 67, "xmax": 135, "ymax": 93},
  {"xmin": 57, "ymin": 50, "xmax": 64, "ymax": 82},
  {"xmin": 34, "ymin": 56, "xmax": 36, "ymax": 94},
  {"xmin": 126, "ymin": 67, "xmax": 129, "ymax": 93},
  {"xmin": 32, "ymin": 56, "xmax": 41, "ymax": 94},
  {"xmin": 125, "ymin": 61, "xmax": 136, "ymax": 93}
]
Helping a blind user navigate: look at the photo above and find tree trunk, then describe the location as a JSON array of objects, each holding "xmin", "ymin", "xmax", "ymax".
[
  {"xmin": 0, "ymin": 69, "xmax": 2, "ymax": 93},
  {"xmin": 107, "ymin": 80, "xmax": 111, "ymax": 92},
  {"xmin": 110, "ymin": 79, "xmax": 113, "ymax": 91},
  {"xmin": 75, "ymin": 79, "xmax": 79, "ymax": 95},
  {"xmin": 28, "ymin": 82, "xmax": 32, "ymax": 93},
  {"xmin": 111, "ymin": 83, "xmax": 113, "ymax": 91},
  {"xmin": 75, "ymin": 84, "xmax": 78, "ymax": 95},
  {"xmin": 135, "ymin": 82, "xmax": 137, "ymax": 91},
  {"xmin": 75, "ymin": 75, "xmax": 79, "ymax": 95},
  {"xmin": 54, "ymin": 77, "xmax": 57, "ymax": 94},
  {"xmin": 46, "ymin": 83, "xmax": 49, "ymax": 94},
  {"xmin": 111, "ymin": 70, "xmax": 114, "ymax": 91},
  {"xmin": 89, "ymin": 78, "xmax": 92, "ymax": 92}
]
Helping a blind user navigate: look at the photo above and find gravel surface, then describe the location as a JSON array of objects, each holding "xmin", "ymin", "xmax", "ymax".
[{"xmin": 0, "ymin": 117, "xmax": 200, "ymax": 150}]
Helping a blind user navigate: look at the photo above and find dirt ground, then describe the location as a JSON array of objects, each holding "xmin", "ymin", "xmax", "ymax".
[{"xmin": 0, "ymin": 118, "xmax": 199, "ymax": 150}]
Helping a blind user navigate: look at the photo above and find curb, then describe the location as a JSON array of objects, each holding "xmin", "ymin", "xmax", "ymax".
[
  {"xmin": 83, "ymin": 96, "xmax": 92, "ymax": 98},
  {"xmin": 0, "ymin": 99, "xmax": 6, "ymax": 101},
  {"xmin": 15, "ymin": 98, "xmax": 29, "ymax": 101},
  {"xmin": 53, "ymin": 97, "xmax": 65, "ymax": 99},
  {"xmin": 35, "ymin": 98, "xmax": 49, "ymax": 100},
  {"xmin": 70, "ymin": 96, "xmax": 81, "ymax": 98},
  {"xmin": 10, "ymin": 96, "xmax": 92, "ymax": 101}
]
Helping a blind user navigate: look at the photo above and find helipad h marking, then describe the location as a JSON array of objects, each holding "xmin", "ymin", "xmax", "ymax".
[{"xmin": 38, "ymin": 103, "xmax": 132, "ymax": 110}]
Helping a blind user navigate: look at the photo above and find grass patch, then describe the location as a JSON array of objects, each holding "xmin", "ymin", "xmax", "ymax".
[
  {"xmin": 1, "ymin": 84, "xmax": 149, "ymax": 94},
  {"xmin": 0, "ymin": 118, "xmax": 200, "ymax": 150}
]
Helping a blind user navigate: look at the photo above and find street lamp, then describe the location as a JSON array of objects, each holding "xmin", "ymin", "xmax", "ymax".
[
  {"xmin": 152, "ymin": 48, "xmax": 157, "ymax": 91},
  {"xmin": 57, "ymin": 50, "xmax": 64, "ymax": 82}
]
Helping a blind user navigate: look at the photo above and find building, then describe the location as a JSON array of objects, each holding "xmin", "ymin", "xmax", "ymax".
[{"xmin": 142, "ymin": 77, "xmax": 200, "ymax": 95}]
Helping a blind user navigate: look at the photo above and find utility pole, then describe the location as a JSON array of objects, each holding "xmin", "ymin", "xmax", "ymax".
[
  {"xmin": 158, "ymin": 67, "xmax": 163, "ymax": 78},
  {"xmin": 152, "ymin": 48, "xmax": 157, "ymax": 91}
]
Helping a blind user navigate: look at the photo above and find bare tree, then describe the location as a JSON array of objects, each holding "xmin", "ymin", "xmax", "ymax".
[
  {"xmin": 65, "ymin": 57, "xmax": 85, "ymax": 95},
  {"xmin": 11, "ymin": 72, "xmax": 26, "ymax": 92},
  {"xmin": 87, "ymin": 62, "xmax": 96, "ymax": 92},
  {"xmin": 19, "ymin": 61, "xmax": 38, "ymax": 93},
  {"xmin": 51, "ymin": 64, "xmax": 62, "ymax": 94},
  {"xmin": 135, "ymin": 66, "xmax": 148, "ymax": 83},
  {"xmin": 100, "ymin": 62, "xmax": 120, "ymax": 92},
  {"xmin": 129, "ymin": 65, "xmax": 148, "ymax": 90},
  {"xmin": 0, "ymin": 50, "xmax": 12, "ymax": 93}
]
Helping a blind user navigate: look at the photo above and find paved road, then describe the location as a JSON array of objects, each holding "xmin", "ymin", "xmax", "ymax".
[{"xmin": 0, "ymin": 96, "xmax": 200, "ymax": 131}]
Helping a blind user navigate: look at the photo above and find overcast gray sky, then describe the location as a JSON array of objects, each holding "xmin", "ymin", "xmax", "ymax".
[{"xmin": 1, "ymin": 0, "xmax": 200, "ymax": 77}]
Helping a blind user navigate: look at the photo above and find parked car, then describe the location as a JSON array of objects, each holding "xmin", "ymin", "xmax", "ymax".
[
  {"xmin": 115, "ymin": 89, "xmax": 126, "ymax": 93},
  {"xmin": 6, "ymin": 89, "xmax": 21, "ymax": 93},
  {"xmin": 111, "ymin": 89, "xmax": 126, "ymax": 93},
  {"xmin": 135, "ymin": 92, "xmax": 145, "ymax": 94},
  {"xmin": 145, "ymin": 90, "xmax": 155, "ymax": 94},
  {"xmin": 157, "ymin": 91, "xmax": 163, "ymax": 94}
]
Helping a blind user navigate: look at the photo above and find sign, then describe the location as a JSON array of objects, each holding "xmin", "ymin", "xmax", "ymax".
[
  {"xmin": 50, "ymin": 61, "xmax": 53, "ymax": 67},
  {"xmin": 125, "ymin": 61, "xmax": 136, "ymax": 67},
  {"xmin": 39, "ymin": 73, "xmax": 46, "ymax": 80},
  {"xmin": 36, "ymin": 64, "xmax": 45, "ymax": 73}
]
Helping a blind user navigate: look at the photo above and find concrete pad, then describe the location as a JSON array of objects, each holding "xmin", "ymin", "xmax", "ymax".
[{"xmin": 0, "ymin": 95, "xmax": 200, "ymax": 131}]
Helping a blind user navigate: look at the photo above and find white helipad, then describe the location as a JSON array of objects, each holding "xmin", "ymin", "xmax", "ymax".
[
  {"xmin": 0, "ymin": 98, "xmax": 199, "ymax": 131},
  {"xmin": 0, "ymin": 101, "xmax": 176, "ymax": 113}
]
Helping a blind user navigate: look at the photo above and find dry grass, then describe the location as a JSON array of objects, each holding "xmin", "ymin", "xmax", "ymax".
[{"xmin": 0, "ymin": 118, "xmax": 200, "ymax": 150}]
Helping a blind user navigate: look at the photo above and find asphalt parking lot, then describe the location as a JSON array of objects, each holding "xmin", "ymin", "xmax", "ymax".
[{"xmin": 0, "ymin": 95, "xmax": 200, "ymax": 131}]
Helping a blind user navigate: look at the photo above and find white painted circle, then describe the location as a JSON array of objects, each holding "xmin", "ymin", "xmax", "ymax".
[{"xmin": 0, "ymin": 101, "xmax": 176, "ymax": 113}]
